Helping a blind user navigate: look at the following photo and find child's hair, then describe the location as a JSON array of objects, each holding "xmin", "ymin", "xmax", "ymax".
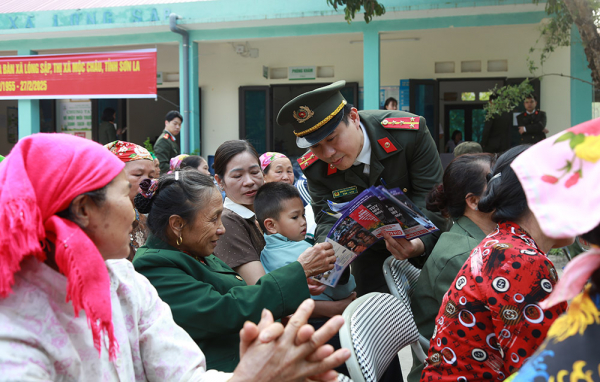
[{"xmin": 255, "ymin": 182, "xmax": 302, "ymax": 233}]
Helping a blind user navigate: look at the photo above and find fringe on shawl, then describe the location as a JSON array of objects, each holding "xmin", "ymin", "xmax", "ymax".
[{"xmin": 0, "ymin": 198, "xmax": 46, "ymax": 297}]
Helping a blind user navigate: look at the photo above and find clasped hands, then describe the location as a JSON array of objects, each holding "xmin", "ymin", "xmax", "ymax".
[{"xmin": 231, "ymin": 299, "xmax": 351, "ymax": 382}]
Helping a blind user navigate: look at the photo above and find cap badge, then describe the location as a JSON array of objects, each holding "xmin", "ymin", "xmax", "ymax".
[{"xmin": 293, "ymin": 106, "xmax": 315, "ymax": 124}]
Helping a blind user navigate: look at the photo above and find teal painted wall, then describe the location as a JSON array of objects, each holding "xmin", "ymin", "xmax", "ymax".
[
  {"xmin": 363, "ymin": 29, "xmax": 380, "ymax": 110},
  {"xmin": 0, "ymin": 0, "xmax": 536, "ymax": 34},
  {"xmin": 570, "ymin": 25, "xmax": 593, "ymax": 126}
]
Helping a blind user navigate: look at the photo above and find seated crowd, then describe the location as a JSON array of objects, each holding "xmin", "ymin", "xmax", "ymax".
[{"xmin": 0, "ymin": 111, "xmax": 598, "ymax": 381}]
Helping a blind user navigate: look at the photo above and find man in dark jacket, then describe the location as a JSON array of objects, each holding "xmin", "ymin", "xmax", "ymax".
[
  {"xmin": 481, "ymin": 94, "xmax": 513, "ymax": 153},
  {"xmin": 277, "ymin": 81, "xmax": 447, "ymax": 296},
  {"xmin": 154, "ymin": 110, "xmax": 182, "ymax": 174},
  {"xmin": 516, "ymin": 94, "xmax": 548, "ymax": 144}
]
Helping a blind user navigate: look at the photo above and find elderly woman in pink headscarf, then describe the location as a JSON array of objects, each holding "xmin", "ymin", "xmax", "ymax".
[
  {"xmin": 507, "ymin": 118, "xmax": 600, "ymax": 382},
  {"xmin": 0, "ymin": 133, "xmax": 350, "ymax": 381}
]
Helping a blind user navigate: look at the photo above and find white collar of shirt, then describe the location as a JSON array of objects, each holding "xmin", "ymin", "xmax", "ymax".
[
  {"xmin": 353, "ymin": 122, "xmax": 371, "ymax": 175},
  {"xmin": 223, "ymin": 197, "xmax": 255, "ymax": 219}
]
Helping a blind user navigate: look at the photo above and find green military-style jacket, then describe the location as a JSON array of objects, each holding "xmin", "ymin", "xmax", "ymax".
[
  {"xmin": 407, "ymin": 216, "xmax": 487, "ymax": 382},
  {"xmin": 133, "ymin": 235, "xmax": 309, "ymax": 372},
  {"xmin": 302, "ymin": 109, "xmax": 447, "ymax": 295},
  {"xmin": 153, "ymin": 129, "xmax": 180, "ymax": 174}
]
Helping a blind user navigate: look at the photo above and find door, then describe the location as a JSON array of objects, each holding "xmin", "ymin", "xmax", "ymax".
[
  {"xmin": 239, "ymin": 86, "xmax": 271, "ymax": 155},
  {"xmin": 409, "ymin": 79, "xmax": 439, "ymax": 146},
  {"xmin": 444, "ymin": 105, "xmax": 486, "ymax": 152}
]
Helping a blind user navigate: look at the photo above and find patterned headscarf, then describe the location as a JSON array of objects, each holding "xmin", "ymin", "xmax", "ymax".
[
  {"xmin": 259, "ymin": 152, "xmax": 288, "ymax": 171},
  {"xmin": 104, "ymin": 140, "xmax": 153, "ymax": 163},
  {"xmin": 0, "ymin": 133, "xmax": 124, "ymax": 361},
  {"xmin": 169, "ymin": 154, "xmax": 189, "ymax": 174},
  {"xmin": 512, "ymin": 118, "xmax": 600, "ymax": 308}
]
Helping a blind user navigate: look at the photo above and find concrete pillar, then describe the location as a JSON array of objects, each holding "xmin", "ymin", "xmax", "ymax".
[
  {"xmin": 570, "ymin": 25, "xmax": 593, "ymax": 126},
  {"xmin": 189, "ymin": 41, "xmax": 201, "ymax": 154},
  {"xmin": 362, "ymin": 29, "xmax": 380, "ymax": 110},
  {"xmin": 177, "ymin": 37, "xmax": 188, "ymax": 153},
  {"xmin": 17, "ymin": 49, "xmax": 40, "ymax": 140}
]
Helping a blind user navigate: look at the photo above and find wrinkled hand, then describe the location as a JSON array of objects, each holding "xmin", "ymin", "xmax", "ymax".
[
  {"xmin": 518, "ymin": 126, "xmax": 525, "ymax": 135},
  {"xmin": 298, "ymin": 242, "xmax": 336, "ymax": 278},
  {"xmin": 382, "ymin": 232, "xmax": 425, "ymax": 260},
  {"xmin": 307, "ymin": 277, "xmax": 327, "ymax": 296},
  {"xmin": 232, "ymin": 299, "xmax": 351, "ymax": 382}
]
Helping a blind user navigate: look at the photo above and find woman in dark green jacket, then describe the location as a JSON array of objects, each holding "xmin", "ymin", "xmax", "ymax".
[
  {"xmin": 407, "ymin": 153, "xmax": 497, "ymax": 382},
  {"xmin": 132, "ymin": 170, "xmax": 336, "ymax": 372}
]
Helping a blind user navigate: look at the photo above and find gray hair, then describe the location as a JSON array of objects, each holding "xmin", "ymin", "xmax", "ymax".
[{"xmin": 145, "ymin": 169, "xmax": 218, "ymax": 243}]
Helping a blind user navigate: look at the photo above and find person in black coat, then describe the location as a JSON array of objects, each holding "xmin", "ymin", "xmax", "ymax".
[{"xmin": 516, "ymin": 94, "xmax": 548, "ymax": 144}]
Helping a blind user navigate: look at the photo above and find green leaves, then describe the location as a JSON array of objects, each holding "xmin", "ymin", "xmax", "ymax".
[
  {"xmin": 553, "ymin": 131, "xmax": 586, "ymax": 150},
  {"xmin": 554, "ymin": 131, "xmax": 575, "ymax": 143},
  {"xmin": 484, "ymin": 79, "xmax": 534, "ymax": 120},
  {"xmin": 326, "ymin": 0, "xmax": 386, "ymax": 23},
  {"xmin": 569, "ymin": 133, "xmax": 586, "ymax": 149}
]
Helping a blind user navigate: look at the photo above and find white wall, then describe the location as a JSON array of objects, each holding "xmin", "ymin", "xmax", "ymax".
[
  {"xmin": 380, "ymin": 24, "xmax": 570, "ymax": 135},
  {"xmin": 198, "ymin": 23, "xmax": 570, "ymax": 155},
  {"xmin": 198, "ymin": 33, "xmax": 363, "ymax": 155}
]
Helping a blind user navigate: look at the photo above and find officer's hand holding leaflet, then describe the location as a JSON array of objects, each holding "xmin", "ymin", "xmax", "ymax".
[{"xmin": 382, "ymin": 233, "xmax": 425, "ymax": 260}]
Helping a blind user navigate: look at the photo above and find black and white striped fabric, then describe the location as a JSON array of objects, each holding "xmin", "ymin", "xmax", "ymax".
[
  {"xmin": 337, "ymin": 374, "xmax": 354, "ymax": 382},
  {"xmin": 347, "ymin": 293, "xmax": 419, "ymax": 382},
  {"xmin": 383, "ymin": 256, "xmax": 421, "ymax": 308}
]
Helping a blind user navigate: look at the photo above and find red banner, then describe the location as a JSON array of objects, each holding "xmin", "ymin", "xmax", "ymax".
[{"xmin": 0, "ymin": 49, "xmax": 157, "ymax": 100}]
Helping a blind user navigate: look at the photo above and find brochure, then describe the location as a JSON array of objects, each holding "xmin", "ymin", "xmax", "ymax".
[{"xmin": 311, "ymin": 186, "xmax": 438, "ymax": 287}]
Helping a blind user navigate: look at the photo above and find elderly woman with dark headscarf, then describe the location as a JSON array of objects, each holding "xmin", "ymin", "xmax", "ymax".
[
  {"xmin": 105, "ymin": 140, "xmax": 157, "ymax": 258},
  {"xmin": 0, "ymin": 133, "xmax": 350, "ymax": 381},
  {"xmin": 420, "ymin": 145, "xmax": 571, "ymax": 382}
]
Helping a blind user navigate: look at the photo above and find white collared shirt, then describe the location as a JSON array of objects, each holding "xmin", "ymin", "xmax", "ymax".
[
  {"xmin": 353, "ymin": 122, "xmax": 371, "ymax": 175},
  {"xmin": 223, "ymin": 197, "xmax": 255, "ymax": 219}
]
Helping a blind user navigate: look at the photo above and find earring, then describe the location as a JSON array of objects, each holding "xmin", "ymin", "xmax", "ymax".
[
  {"xmin": 475, "ymin": 207, "xmax": 479, "ymax": 211},
  {"xmin": 176, "ymin": 235, "xmax": 183, "ymax": 246}
]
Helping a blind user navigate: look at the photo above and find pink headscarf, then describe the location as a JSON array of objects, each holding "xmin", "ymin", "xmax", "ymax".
[
  {"xmin": 512, "ymin": 118, "xmax": 600, "ymax": 308},
  {"xmin": 0, "ymin": 133, "xmax": 125, "ymax": 360},
  {"xmin": 259, "ymin": 152, "xmax": 288, "ymax": 171}
]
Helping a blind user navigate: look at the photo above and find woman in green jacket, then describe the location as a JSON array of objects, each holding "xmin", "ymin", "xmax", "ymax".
[
  {"xmin": 407, "ymin": 153, "xmax": 497, "ymax": 382},
  {"xmin": 132, "ymin": 170, "xmax": 336, "ymax": 373}
]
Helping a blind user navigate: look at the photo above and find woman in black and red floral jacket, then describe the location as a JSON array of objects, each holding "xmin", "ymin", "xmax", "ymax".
[{"xmin": 420, "ymin": 145, "xmax": 573, "ymax": 382}]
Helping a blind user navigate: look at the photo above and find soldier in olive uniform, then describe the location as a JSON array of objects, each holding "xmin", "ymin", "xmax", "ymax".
[
  {"xmin": 516, "ymin": 94, "xmax": 547, "ymax": 144},
  {"xmin": 154, "ymin": 110, "xmax": 182, "ymax": 174},
  {"xmin": 277, "ymin": 81, "xmax": 447, "ymax": 297}
]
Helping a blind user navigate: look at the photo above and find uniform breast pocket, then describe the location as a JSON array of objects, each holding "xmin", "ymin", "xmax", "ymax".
[{"xmin": 387, "ymin": 172, "xmax": 411, "ymax": 195}]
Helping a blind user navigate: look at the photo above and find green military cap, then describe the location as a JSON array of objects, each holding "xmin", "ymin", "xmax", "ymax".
[
  {"xmin": 277, "ymin": 80, "xmax": 348, "ymax": 148},
  {"xmin": 453, "ymin": 141, "xmax": 483, "ymax": 157}
]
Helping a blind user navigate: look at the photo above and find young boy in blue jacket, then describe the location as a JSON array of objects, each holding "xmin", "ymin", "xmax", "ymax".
[{"xmin": 255, "ymin": 182, "xmax": 356, "ymax": 313}]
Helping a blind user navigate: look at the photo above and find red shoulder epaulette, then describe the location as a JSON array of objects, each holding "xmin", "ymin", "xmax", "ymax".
[
  {"xmin": 163, "ymin": 133, "xmax": 170, "ymax": 140},
  {"xmin": 297, "ymin": 152, "xmax": 318, "ymax": 170},
  {"xmin": 381, "ymin": 117, "xmax": 419, "ymax": 130}
]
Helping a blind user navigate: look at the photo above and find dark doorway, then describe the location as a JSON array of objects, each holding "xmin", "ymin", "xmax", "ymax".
[
  {"xmin": 239, "ymin": 82, "xmax": 359, "ymax": 175},
  {"xmin": 409, "ymin": 79, "xmax": 438, "ymax": 143},
  {"xmin": 444, "ymin": 104, "xmax": 487, "ymax": 152}
]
